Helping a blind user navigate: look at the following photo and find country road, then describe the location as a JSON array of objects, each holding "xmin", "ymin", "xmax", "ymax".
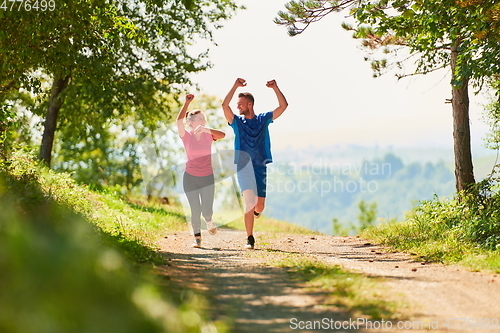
[{"xmin": 158, "ymin": 229, "xmax": 500, "ymax": 333}]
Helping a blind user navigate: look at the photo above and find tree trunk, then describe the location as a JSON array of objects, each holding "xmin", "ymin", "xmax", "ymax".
[
  {"xmin": 39, "ymin": 75, "xmax": 71, "ymax": 167},
  {"xmin": 450, "ymin": 40, "xmax": 475, "ymax": 192}
]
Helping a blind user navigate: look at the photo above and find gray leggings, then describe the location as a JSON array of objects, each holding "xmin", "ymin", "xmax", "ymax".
[{"xmin": 183, "ymin": 172, "xmax": 214, "ymax": 236}]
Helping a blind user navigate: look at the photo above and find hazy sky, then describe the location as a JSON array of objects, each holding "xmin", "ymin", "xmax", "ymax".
[{"xmin": 190, "ymin": 0, "xmax": 492, "ymax": 152}]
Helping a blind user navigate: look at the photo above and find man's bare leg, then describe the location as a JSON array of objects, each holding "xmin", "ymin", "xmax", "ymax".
[{"xmin": 242, "ymin": 189, "xmax": 257, "ymax": 236}]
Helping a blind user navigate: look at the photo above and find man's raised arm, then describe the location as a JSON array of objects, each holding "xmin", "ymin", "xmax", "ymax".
[
  {"xmin": 266, "ymin": 80, "xmax": 288, "ymax": 120},
  {"xmin": 222, "ymin": 78, "xmax": 246, "ymax": 124}
]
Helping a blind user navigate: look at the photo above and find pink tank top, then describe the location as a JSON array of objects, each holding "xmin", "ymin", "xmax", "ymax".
[{"xmin": 181, "ymin": 131, "xmax": 215, "ymax": 177}]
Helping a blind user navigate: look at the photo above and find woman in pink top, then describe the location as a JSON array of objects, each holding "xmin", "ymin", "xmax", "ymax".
[{"xmin": 176, "ymin": 94, "xmax": 225, "ymax": 248}]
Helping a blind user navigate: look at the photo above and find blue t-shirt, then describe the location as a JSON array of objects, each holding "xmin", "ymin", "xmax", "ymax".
[{"xmin": 230, "ymin": 111, "xmax": 274, "ymax": 167}]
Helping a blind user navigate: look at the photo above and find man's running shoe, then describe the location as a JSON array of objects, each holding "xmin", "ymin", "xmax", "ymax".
[
  {"xmin": 253, "ymin": 211, "xmax": 261, "ymax": 219},
  {"xmin": 192, "ymin": 236, "xmax": 202, "ymax": 248},
  {"xmin": 206, "ymin": 220, "xmax": 217, "ymax": 235},
  {"xmin": 245, "ymin": 235, "xmax": 255, "ymax": 249}
]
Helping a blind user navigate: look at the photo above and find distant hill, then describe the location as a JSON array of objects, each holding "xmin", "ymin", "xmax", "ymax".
[{"xmin": 264, "ymin": 145, "xmax": 497, "ymax": 234}]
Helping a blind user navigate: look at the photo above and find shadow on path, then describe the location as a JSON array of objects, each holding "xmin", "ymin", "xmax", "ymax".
[{"xmin": 157, "ymin": 230, "xmax": 361, "ymax": 333}]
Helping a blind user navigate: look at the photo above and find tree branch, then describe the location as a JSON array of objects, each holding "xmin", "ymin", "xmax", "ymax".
[
  {"xmin": 395, "ymin": 65, "xmax": 447, "ymax": 80},
  {"xmin": 275, "ymin": 0, "xmax": 361, "ymax": 36}
]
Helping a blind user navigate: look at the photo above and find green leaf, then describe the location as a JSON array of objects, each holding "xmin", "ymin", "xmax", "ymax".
[{"xmin": 402, "ymin": 9, "xmax": 414, "ymax": 19}]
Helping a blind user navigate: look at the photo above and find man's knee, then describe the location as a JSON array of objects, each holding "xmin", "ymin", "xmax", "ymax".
[{"xmin": 255, "ymin": 198, "xmax": 265, "ymax": 213}]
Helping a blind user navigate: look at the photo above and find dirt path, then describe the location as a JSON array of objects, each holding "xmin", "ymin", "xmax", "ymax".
[{"xmin": 158, "ymin": 229, "xmax": 500, "ymax": 332}]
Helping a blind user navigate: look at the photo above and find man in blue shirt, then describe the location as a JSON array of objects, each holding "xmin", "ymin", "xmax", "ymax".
[{"xmin": 222, "ymin": 78, "xmax": 288, "ymax": 249}]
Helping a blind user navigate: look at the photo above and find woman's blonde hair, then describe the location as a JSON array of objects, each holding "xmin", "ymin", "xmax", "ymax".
[{"xmin": 185, "ymin": 110, "xmax": 204, "ymax": 128}]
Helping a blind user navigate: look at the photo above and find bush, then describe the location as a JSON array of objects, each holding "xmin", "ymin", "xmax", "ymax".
[
  {"xmin": 363, "ymin": 174, "xmax": 500, "ymax": 268},
  {"xmin": 463, "ymin": 174, "xmax": 500, "ymax": 250}
]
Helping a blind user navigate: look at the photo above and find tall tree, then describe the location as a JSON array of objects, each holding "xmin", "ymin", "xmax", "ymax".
[
  {"xmin": 275, "ymin": 0, "xmax": 500, "ymax": 192},
  {"xmin": 0, "ymin": 0, "xmax": 238, "ymax": 166}
]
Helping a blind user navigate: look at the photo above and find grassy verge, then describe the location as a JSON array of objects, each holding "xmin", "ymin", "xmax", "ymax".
[
  {"xmin": 0, "ymin": 150, "xmax": 212, "ymax": 333},
  {"xmin": 266, "ymin": 253, "xmax": 405, "ymax": 321},
  {"xmin": 362, "ymin": 194, "xmax": 500, "ymax": 273}
]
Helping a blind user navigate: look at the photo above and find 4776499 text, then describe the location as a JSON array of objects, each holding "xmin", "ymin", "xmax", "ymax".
[{"xmin": 1, "ymin": 0, "xmax": 55, "ymax": 11}]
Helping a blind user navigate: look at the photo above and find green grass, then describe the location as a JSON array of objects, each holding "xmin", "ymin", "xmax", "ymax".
[
  {"xmin": 10, "ymin": 152, "xmax": 189, "ymax": 264},
  {"xmin": 363, "ymin": 220, "xmax": 500, "ymax": 273},
  {"xmin": 267, "ymin": 254, "xmax": 404, "ymax": 320},
  {"xmin": 0, "ymin": 150, "xmax": 211, "ymax": 333},
  {"xmin": 362, "ymin": 194, "xmax": 500, "ymax": 273}
]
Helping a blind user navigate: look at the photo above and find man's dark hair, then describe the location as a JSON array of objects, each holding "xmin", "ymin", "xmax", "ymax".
[{"xmin": 238, "ymin": 92, "xmax": 254, "ymax": 104}]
